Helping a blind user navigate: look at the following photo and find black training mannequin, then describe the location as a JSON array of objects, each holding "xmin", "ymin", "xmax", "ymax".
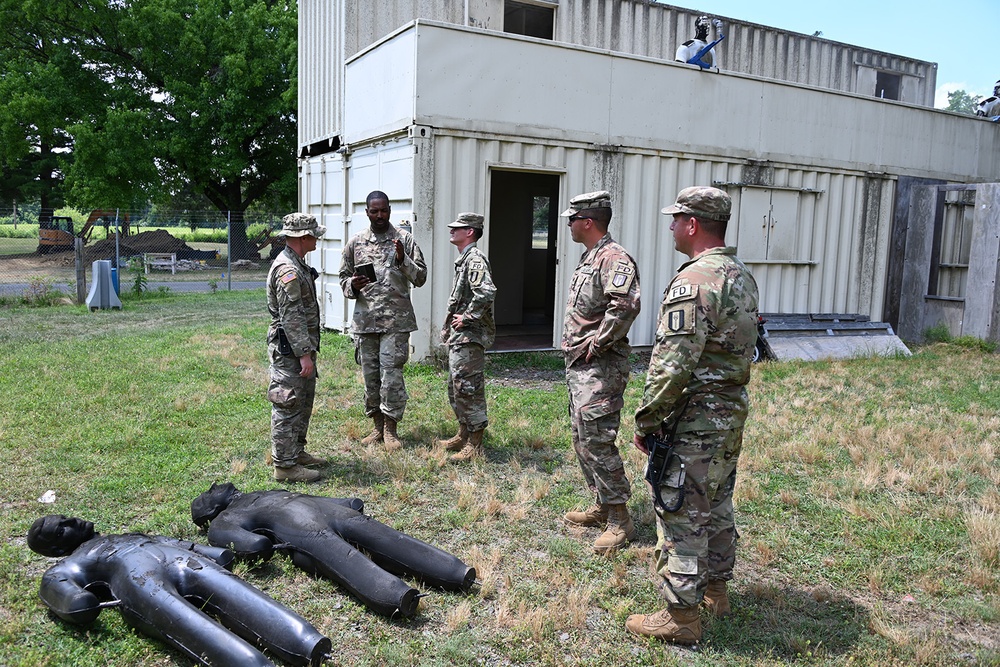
[
  {"xmin": 27, "ymin": 515, "xmax": 331, "ymax": 667},
  {"xmin": 190, "ymin": 483, "xmax": 477, "ymax": 618}
]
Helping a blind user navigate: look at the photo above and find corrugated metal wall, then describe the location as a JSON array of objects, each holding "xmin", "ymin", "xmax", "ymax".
[
  {"xmin": 299, "ymin": 0, "xmax": 342, "ymax": 148},
  {"xmin": 558, "ymin": 0, "xmax": 935, "ymax": 106},
  {"xmin": 936, "ymin": 190, "xmax": 975, "ymax": 298},
  {"xmin": 425, "ymin": 130, "xmax": 893, "ymax": 349},
  {"xmin": 300, "ymin": 127, "xmax": 895, "ymax": 356}
]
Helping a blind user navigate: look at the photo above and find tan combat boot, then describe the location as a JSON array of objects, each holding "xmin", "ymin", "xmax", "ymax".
[
  {"xmin": 295, "ymin": 451, "xmax": 328, "ymax": 467},
  {"xmin": 436, "ymin": 423, "xmax": 469, "ymax": 452},
  {"xmin": 274, "ymin": 464, "xmax": 321, "ymax": 483},
  {"xmin": 593, "ymin": 503, "xmax": 635, "ymax": 554},
  {"xmin": 703, "ymin": 580, "xmax": 731, "ymax": 617},
  {"xmin": 625, "ymin": 606, "xmax": 702, "ymax": 644},
  {"xmin": 563, "ymin": 503, "xmax": 609, "ymax": 527},
  {"xmin": 449, "ymin": 428, "xmax": 484, "ymax": 463},
  {"xmin": 360, "ymin": 413, "xmax": 385, "ymax": 446},
  {"xmin": 383, "ymin": 417, "xmax": 402, "ymax": 452}
]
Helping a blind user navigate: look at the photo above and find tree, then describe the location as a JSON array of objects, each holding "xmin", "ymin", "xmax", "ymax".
[
  {"xmin": 0, "ymin": 0, "xmax": 298, "ymax": 258},
  {"xmin": 0, "ymin": 9, "xmax": 102, "ymax": 224},
  {"xmin": 945, "ymin": 89, "xmax": 979, "ymax": 115}
]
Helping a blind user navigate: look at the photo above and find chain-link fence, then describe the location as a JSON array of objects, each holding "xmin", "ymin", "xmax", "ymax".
[{"xmin": 0, "ymin": 207, "xmax": 285, "ymax": 302}]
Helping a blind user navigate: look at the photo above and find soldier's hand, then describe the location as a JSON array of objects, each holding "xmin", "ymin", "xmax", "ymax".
[
  {"xmin": 393, "ymin": 239, "xmax": 404, "ymax": 264},
  {"xmin": 299, "ymin": 354, "xmax": 316, "ymax": 378},
  {"xmin": 452, "ymin": 314, "xmax": 465, "ymax": 329},
  {"xmin": 633, "ymin": 433, "xmax": 649, "ymax": 455},
  {"xmin": 350, "ymin": 274, "xmax": 370, "ymax": 292}
]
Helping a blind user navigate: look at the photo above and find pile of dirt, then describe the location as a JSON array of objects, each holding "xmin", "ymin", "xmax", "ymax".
[
  {"xmin": 83, "ymin": 230, "xmax": 198, "ymax": 263},
  {"xmin": 31, "ymin": 230, "xmax": 209, "ymax": 266}
]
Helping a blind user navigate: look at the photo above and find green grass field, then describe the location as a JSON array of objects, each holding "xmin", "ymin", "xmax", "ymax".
[{"xmin": 0, "ymin": 291, "xmax": 997, "ymax": 666}]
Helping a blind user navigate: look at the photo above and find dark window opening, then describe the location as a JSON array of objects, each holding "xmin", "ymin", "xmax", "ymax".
[
  {"xmin": 299, "ymin": 136, "xmax": 341, "ymax": 159},
  {"xmin": 504, "ymin": 1, "xmax": 554, "ymax": 40},
  {"xmin": 875, "ymin": 72, "xmax": 900, "ymax": 100}
]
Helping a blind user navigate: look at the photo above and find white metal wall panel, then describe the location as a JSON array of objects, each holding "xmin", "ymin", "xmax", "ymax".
[
  {"xmin": 343, "ymin": 29, "xmax": 417, "ymax": 142},
  {"xmin": 299, "ymin": 0, "xmax": 342, "ymax": 148},
  {"xmin": 736, "ymin": 188, "xmax": 771, "ymax": 261},
  {"xmin": 303, "ymin": 138, "xmax": 419, "ymax": 335},
  {"xmin": 405, "ymin": 23, "xmax": 998, "ymax": 183}
]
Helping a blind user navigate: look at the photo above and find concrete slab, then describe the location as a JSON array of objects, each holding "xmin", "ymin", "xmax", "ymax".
[{"xmin": 766, "ymin": 334, "xmax": 911, "ymax": 362}]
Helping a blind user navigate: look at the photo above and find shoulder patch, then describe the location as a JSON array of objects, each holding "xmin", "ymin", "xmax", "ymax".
[
  {"xmin": 605, "ymin": 260, "xmax": 636, "ymax": 295},
  {"xmin": 666, "ymin": 282, "xmax": 697, "ymax": 304},
  {"xmin": 662, "ymin": 301, "xmax": 696, "ymax": 336},
  {"xmin": 467, "ymin": 258, "xmax": 486, "ymax": 287},
  {"xmin": 280, "ymin": 271, "xmax": 297, "ymax": 284}
]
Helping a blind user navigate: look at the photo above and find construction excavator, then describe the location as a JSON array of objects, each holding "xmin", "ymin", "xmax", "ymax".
[{"xmin": 37, "ymin": 210, "xmax": 132, "ymax": 254}]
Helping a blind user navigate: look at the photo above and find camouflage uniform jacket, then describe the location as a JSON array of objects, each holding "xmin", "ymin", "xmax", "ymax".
[
  {"xmin": 338, "ymin": 225, "xmax": 428, "ymax": 333},
  {"xmin": 442, "ymin": 243, "xmax": 496, "ymax": 348},
  {"xmin": 562, "ymin": 234, "xmax": 641, "ymax": 367},
  {"xmin": 635, "ymin": 246, "xmax": 759, "ymax": 436},
  {"xmin": 267, "ymin": 246, "xmax": 321, "ymax": 357}
]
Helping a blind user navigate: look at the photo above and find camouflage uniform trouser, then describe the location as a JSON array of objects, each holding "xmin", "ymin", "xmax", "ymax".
[
  {"xmin": 565, "ymin": 352, "xmax": 631, "ymax": 505},
  {"xmin": 447, "ymin": 343, "xmax": 488, "ymax": 432},
  {"xmin": 650, "ymin": 427, "xmax": 743, "ymax": 609},
  {"xmin": 267, "ymin": 346, "xmax": 317, "ymax": 468},
  {"xmin": 359, "ymin": 332, "xmax": 410, "ymax": 422}
]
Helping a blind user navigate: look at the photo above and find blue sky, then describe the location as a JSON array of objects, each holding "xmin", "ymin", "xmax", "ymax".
[{"xmin": 669, "ymin": 1, "xmax": 999, "ymax": 107}]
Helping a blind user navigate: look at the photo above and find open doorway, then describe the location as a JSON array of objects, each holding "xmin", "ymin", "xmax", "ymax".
[{"xmin": 488, "ymin": 170, "xmax": 560, "ymax": 350}]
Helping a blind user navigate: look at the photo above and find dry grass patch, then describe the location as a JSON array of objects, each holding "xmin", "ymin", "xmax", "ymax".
[
  {"xmin": 966, "ymin": 507, "xmax": 1000, "ymax": 567},
  {"xmin": 443, "ymin": 599, "xmax": 473, "ymax": 631}
]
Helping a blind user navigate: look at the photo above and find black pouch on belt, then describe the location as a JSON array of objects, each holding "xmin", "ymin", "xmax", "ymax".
[{"xmin": 277, "ymin": 327, "xmax": 294, "ymax": 356}]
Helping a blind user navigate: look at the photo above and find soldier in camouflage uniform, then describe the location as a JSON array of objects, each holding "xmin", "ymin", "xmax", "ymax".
[
  {"xmin": 560, "ymin": 191, "xmax": 641, "ymax": 554},
  {"xmin": 436, "ymin": 212, "xmax": 496, "ymax": 463},
  {"xmin": 626, "ymin": 186, "xmax": 759, "ymax": 645},
  {"xmin": 338, "ymin": 191, "xmax": 427, "ymax": 451},
  {"xmin": 266, "ymin": 213, "xmax": 327, "ymax": 483}
]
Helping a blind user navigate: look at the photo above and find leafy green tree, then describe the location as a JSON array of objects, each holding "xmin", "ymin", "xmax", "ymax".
[
  {"xmin": 0, "ymin": 11, "xmax": 100, "ymax": 224},
  {"xmin": 945, "ymin": 89, "xmax": 979, "ymax": 115},
  {"xmin": 0, "ymin": 0, "xmax": 297, "ymax": 258}
]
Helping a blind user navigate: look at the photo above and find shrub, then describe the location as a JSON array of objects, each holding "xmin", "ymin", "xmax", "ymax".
[{"xmin": 923, "ymin": 323, "xmax": 952, "ymax": 343}]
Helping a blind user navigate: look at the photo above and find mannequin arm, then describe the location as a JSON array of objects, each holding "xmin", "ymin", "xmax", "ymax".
[{"xmin": 38, "ymin": 567, "xmax": 104, "ymax": 625}]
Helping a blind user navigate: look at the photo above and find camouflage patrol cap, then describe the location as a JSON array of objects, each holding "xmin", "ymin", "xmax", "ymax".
[
  {"xmin": 447, "ymin": 212, "xmax": 484, "ymax": 230},
  {"xmin": 278, "ymin": 212, "xmax": 326, "ymax": 238},
  {"xmin": 560, "ymin": 190, "xmax": 612, "ymax": 217},
  {"xmin": 661, "ymin": 186, "xmax": 731, "ymax": 222}
]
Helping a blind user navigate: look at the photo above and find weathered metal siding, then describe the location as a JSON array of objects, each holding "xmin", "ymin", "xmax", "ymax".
[
  {"xmin": 417, "ymin": 130, "xmax": 894, "ymax": 350},
  {"xmin": 726, "ymin": 168, "xmax": 893, "ymax": 317},
  {"xmin": 556, "ymin": 0, "xmax": 936, "ymax": 106},
  {"xmin": 299, "ymin": 0, "xmax": 342, "ymax": 148},
  {"xmin": 936, "ymin": 191, "xmax": 975, "ymax": 299}
]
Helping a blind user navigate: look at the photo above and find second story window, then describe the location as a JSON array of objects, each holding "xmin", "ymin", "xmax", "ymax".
[
  {"xmin": 876, "ymin": 71, "xmax": 901, "ymax": 100},
  {"xmin": 504, "ymin": 1, "xmax": 554, "ymax": 40}
]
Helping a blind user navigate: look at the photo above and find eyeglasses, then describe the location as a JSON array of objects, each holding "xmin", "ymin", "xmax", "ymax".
[{"xmin": 568, "ymin": 215, "xmax": 590, "ymax": 225}]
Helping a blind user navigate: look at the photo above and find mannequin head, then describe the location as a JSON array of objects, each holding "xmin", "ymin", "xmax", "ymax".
[
  {"xmin": 27, "ymin": 515, "xmax": 96, "ymax": 557},
  {"xmin": 191, "ymin": 482, "xmax": 242, "ymax": 528}
]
